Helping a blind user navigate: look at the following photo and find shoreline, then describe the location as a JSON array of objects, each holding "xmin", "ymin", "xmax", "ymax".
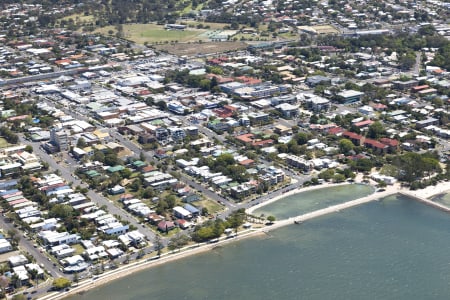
[
  {"xmin": 42, "ymin": 180, "xmax": 450, "ymax": 300},
  {"xmin": 42, "ymin": 230, "xmax": 266, "ymax": 300}
]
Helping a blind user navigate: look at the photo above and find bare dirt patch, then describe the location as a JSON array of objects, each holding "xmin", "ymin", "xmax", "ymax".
[{"xmin": 153, "ymin": 41, "xmax": 248, "ymax": 56}]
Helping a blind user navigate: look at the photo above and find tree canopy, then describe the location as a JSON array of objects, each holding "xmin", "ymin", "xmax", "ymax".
[{"xmin": 52, "ymin": 277, "xmax": 71, "ymax": 290}]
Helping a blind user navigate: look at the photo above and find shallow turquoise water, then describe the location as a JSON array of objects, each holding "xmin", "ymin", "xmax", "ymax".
[
  {"xmin": 431, "ymin": 192, "xmax": 450, "ymax": 207},
  {"xmin": 72, "ymin": 194, "xmax": 450, "ymax": 300},
  {"xmin": 253, "ymin": 184, "xmax": 374, "ymax": 219}
]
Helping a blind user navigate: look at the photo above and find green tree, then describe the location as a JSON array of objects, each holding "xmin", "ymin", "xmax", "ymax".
[
  {"xmin": 418, "ymin": 24, "xmax": 435, "ymax": 36},
  {"xmin": 49, "ymin": 204, "xmax": 75, "ymax": 219},
  {"xmin": 333, "ymin": 174, "xmax": 346, "ymax": 182},
  {"xmin": 92, "ymin": 151, "xmax": 105, "ymax": 163},
  {"xmin": 24, "ymin": 145, "xmax": 33, "ymax": 153},
  {"xmin": 339, "ymin": 139, "xmax": 354, "ymax": 155},
  {"xmin": 154, "ymin": 235, "xmax": 164, "ymax": 257},
  {"xmin": 76, "ymin": 137, "xmax": 87, "ymax": 148},
  {"xmin": 318, "ymin": 169, "xmax": 335, "ymax": 181},
  {"xmin": 0, "ymin": 275, "xmax": 10, "ymax": 295},
  {"xmin": 73, "ymin": 271, "xmax": 79, "ymax": 284},
  {"xmin": 52, "ymin": 277, "xmax": 71, "ymax": 290},
  {"xmin": 398, "ymin": 52, "xmax": 416, "ymax": 70},
  {"xmin": 168, "ymin": 233, "xmax": 190, "ymax": 252},
  {"xmin": 351, "ymin": 158, "xmax": 373, "ymax": 172},
  {"xmin": 267, "ymin": 215, "xmax": 276, "ymax": 224},
  {"xmin": 367, "ymin": 121, "xmax": 385, "ymax": 139}
]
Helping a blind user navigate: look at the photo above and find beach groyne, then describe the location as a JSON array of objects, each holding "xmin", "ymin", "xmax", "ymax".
[
  {"xmin": 266, "ymin": 188, "xmax": 396, "ymax": 231},
  {"xmin": 399, "ymin": 191, "xmax": 450, "ymax": 213}
]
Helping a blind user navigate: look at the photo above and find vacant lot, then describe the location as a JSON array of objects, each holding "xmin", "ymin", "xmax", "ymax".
[
  {"xmin": 194, "ymin": 199, "xmax": 223, "ymax": 214},
  {"xmin": 154, "ymin": 41, "xmax": 248, "ymax": 56}
]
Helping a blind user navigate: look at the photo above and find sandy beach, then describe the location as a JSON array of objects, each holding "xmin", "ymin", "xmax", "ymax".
[{"xmin": 40, "ymin": 178, "xmax": 450, "ymax": 300}]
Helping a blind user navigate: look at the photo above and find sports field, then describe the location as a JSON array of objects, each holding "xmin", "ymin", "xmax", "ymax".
[{"xmin": 95, "ymin": 24, "xmax": 208, "ymax": 44}]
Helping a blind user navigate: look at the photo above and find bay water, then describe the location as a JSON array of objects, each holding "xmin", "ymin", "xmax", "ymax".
[{"xmin": 72, "ymin": 190, "xmax": 450, "ymax": 300}]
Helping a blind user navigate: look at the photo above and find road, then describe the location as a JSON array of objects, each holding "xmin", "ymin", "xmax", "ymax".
[
  {"xmin": 108, "ymin": 129, "xmax": 242, "ymax": 210},
  {"xmin": 18, "ymin": 136, "xmax": 157, "ymax": 242},
  {"xmin": 0, "ymin": 216, "xmax": 63, "ymax": 279},
  {"xmin": 413, "ymin": 51, "xmax": 421, "ymax": 76}
]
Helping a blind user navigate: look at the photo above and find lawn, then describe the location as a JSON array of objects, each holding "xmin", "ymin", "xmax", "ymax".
[
  {"xmin": 60, "ymin": 13, "xmax": 95, "ymax": 24},
  {"xmin": 95, "ymin": 24, "xmax": 207, "ymax": 44},
  {"xmin": 380, "ymin": 164, "xmax": 399, "ymax": 177},
  {"xmin": 72, "ymin": 244, "xmax": 85, "ymax": 255},
  {"xmin": 194, "ymin": 199, "xmax": 223, "ymax": 214},
  {"xmin": 0, "ymin": 138, "xmax": 10, "ymax": 148}
]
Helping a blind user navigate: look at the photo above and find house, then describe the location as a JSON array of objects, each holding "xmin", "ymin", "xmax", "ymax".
[
  {"xmin": 306, "ymin": 75, "xmax": 331, "ymax": 87},
  {"xmin": 83, "ymin": 246, "xmax": 108, "ymax": 261},
  {"xmin": 182, "ymin": 193, "xmax": 200, "ymax": 203},
  {"xmin": 12, "ymin": 266, "xmax": 29, "ymax": 284},
  {"xmin": 285, "ymin": 155, "xmax": 313, "ymax": 172},
  {"xmin": 392, "ymin": 80, "xmax": 418, "ymax": 90},
  {"xmin": 148, "ymin": 213, "xmax": 165, "ymax": 224},
  {"xmin": 157, "ymin": 220, "xmax": 176, "ymax": 232},
  {"xmin": 239, "ymin": 159, "xmax": 255, "ymax": 168},
  {"xmin": 363, "ymin": 138, "xmax": 388, "ymax": 153},
  {"xmin": 100, "ymin": 222, "xmax": 129, "ymax": 235},
  {"xmin": 126, "ymin": 230, "xmax": 146, "ymax": 247},
  {"xmin": 304, "ymin": 95, "xmax": 330, "ymax": 112},
  {"xmin": 207, "ymin": 119, "xmax": 230, "ymax": 132},
  {"xmin": 173, "ymin": 206, "xmax": 192, "ymax": 219},
  {"xmin": 380, "ymin": 138, "xmax": 399, "ymax": 152},
  {"xmin": 184, "ymin": 204, "xmax": 200, "ymax": 217},
  {"xmin": 354, "ymin": 119, "xmax": 374, "ymax": 128},
  {"xmin": 39, "ymin": 231, "xmax": 80, "ymax": 246},
  {"xmin": 61, "ymin": 255, "xmax": 89, "ymax": 273},
  {"xmin": 274, "ymin": 125, "xmax": 292, "ymax": 136},
  {"xmin": 25, "ymin": 263, "xmax": 44, "ymax": 279},
  {"xmin": 108, "ymin": 185, "xmax": 125, "ymax": 195},
  {"xmin": 416, "ymin": 118, "xmax": 439, "ymax": 129},
  {"xmin": 337, "ymin": 90, "xmax": 364, "ymax": 104},
  {"xmin": 0, "ymin": 239, "xmax": 12, "ymax": 253},
  {"xmin": 276, "ymin": 103, "xmax": 299, "ymax": 118},
  {"xmin": 106, "ymin": 248, "xmax": 123, "ymax": 259},
  {"xmin": 342, "ymin": 131, "xmax": 365, "ymax": 146},
  {"xmin": 51, "ymin": 244, "xmax": 75, "ymax": 259},
  {"xmin": 229, "ymin": 182, "xmax": 257, "ymax": 199},
  {"xmin": 9, "ymin": 255, "xmax": 28, "ymax": 267},
  {"xmin": 175, "ymin": 219, "xmax": 190, "ymax": 229}
]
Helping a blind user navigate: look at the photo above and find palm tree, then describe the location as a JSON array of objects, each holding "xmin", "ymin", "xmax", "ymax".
[
  {"xmin": 29, "ymin": 269, "xmax": 38, "ymax": 287},
  {"xmin": 73, "ymin": 272, "xmax": 79, "ymax": 285},
  {"xmin": 137, "ymin": 249, "xmax": 145, "ymax": 259},
  {"xmin": 0, "ymin": 275, "xmax": 10, "ymax": 295}
]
